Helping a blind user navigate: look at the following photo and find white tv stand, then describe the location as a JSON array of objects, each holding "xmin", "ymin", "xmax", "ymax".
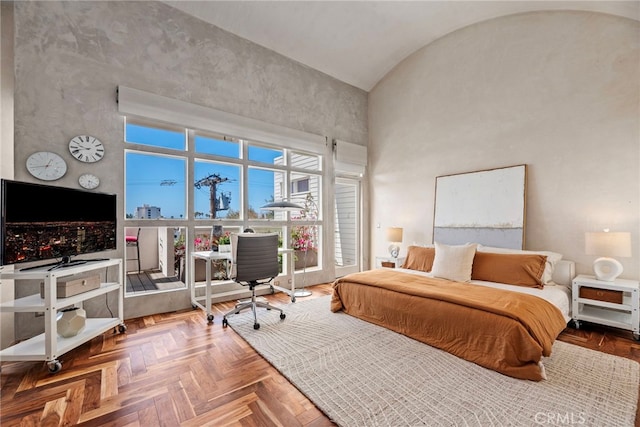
[{"xmin": 0, "ymin": 258, "xmax": 125, "ymax": 373}]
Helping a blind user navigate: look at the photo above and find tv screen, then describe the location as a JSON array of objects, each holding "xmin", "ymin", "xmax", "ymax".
[{"xmin": 1, "ymin": 179, "xmax": 117, "ymax": 267}]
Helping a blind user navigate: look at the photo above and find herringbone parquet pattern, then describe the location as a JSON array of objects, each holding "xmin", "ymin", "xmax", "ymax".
[
  {"xmin": 1, "ymin": 283, "xmax": 639, "ymax": 426},
  {"xmin": 1, "ymin": 285, "xmax": 335, "ymax": 426}
]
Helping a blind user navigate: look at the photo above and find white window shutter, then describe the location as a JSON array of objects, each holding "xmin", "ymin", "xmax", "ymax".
[{"xmin": 334, "ymin": 139, "xmax": 367, "ymax": 175}]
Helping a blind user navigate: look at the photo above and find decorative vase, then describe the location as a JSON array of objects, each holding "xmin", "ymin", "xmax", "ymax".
[{"xmin": 57, "ymin": 307, "xmax": 86, "ymax": 338}]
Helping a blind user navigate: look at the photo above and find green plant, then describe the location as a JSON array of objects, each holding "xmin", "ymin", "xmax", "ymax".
[{"xmin": 218, "ymin": 232, "xmax": 231, "ymax": 245}]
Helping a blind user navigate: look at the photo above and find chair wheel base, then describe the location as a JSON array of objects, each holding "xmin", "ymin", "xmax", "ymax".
[
  {"xmin": 253, "ymin": 323, "xmax": 260, "ymax": 330},
  {"xmin": 280, "ymin": 313, "xmax": 286, "ymax": 320}
]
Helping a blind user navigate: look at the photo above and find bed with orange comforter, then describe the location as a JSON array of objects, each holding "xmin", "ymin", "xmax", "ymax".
[{"xmin": 331, "ymin": 269, "xmax": 567, "ymax": 381}]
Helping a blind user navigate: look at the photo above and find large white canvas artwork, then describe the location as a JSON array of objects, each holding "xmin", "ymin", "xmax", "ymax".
[{"xmin": 433, "ymin": 165, "xmax": 526, "ymax": 249}]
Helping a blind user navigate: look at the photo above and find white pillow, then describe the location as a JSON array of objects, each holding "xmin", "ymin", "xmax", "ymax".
[
  {"xmin": 431, "ymin": 242, "xmax": 478, "ymax": 282},
  {"xmin": 477, "ymin": 245, "xmax": 562, "ymax": 285}
]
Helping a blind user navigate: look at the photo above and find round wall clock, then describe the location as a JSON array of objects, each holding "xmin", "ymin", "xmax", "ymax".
[
  {"xmin": 68, "ymin": 135, "xmax": 105, "ymax": 163},
  {"xmin": 78, "ymin": 173, "xmax": 100, "ymax": 190},
  {"xmin": 26, "ymin": 151, "xmax": 67, "ymax": 181}
]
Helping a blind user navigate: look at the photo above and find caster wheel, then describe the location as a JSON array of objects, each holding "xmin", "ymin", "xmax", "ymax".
[
  {"xmin": 118, "ymin": 324, "xmax": 127, "ymax": 334},
  {"xmin": 633, "ymin": 333, "xmax": 640, "ymax": 341},
  {"xmin": 207, "ymin": 314, "xmax": 214, "ymax": 324},
  {"xmin": 291, "ymin": 297, "xmax": 296, "ymax": 303},
  {"xmin": 192, "ymin": 304, "xmax": 197, "ymax": 310},
  {"xmin": 253, "ymin": 323, "xmax": 260, "ymax": 330},
  {"xmin": 47, "ymin": 361, "xmax": 62, "ymax": 374},
  {"xmin": 280, "ymin": 313, "xmax": 286, "ymax": 320},
  {"xmin": 572, "ymin": 319, "xmax": 581, "ymax": 329},
  {"xmin": 222, "ymin": 318, "xmax": 228, "ymax": 328}
]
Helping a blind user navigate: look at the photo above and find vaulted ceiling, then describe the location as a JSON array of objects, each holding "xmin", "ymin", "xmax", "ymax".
[{"xmin": 165, "ymin": 1, "xmax": 639, "ymax": 91}]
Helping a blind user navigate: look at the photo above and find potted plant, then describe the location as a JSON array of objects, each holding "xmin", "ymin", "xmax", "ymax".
[
  {"xmin": 291, "ymin": 225, "xmax": 318, "ymax": 269},
  {"xmin": 218, "ymin": 232, "xmax": 232, "ymax": 253}
]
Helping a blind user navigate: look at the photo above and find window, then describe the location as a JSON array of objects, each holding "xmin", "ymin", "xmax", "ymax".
[
  {"xmin": 289, "ymin": 172, "xmax": 321, "ymax": 221},
  {"xmin": 194, "ymin": 161, "xmax": 241, "ymax": 219},
  {"xmin": 194, "ymin": 132, "xmax": 240, "ymax": 159},
  {"xmin": 124, "ymin": 116, "xmax": 325, "ymax": 289},
  {"xmin": 290, "ymin": 151, "xmax": 320, "ymax": 171},
  {"xmin": 125, "ymin": 120, "xmax": 185, "ymax": 150},
  {"xmin": 248, "ymin": 168, "xmax": 284, "ymax": 219},
  {"xmin": 125, "ymin": 151, "xmax": 186, "ymax": 219},
  {"xmin": 248, "ymin": 144, "xmax": 283, "ymax": 165},
  {"xmin": 291, "ymin": 178, "xmax": 309, "ymax": 194}
]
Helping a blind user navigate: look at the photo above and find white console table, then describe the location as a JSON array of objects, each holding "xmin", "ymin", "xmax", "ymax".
[{"xmin": 0, "ymin": 259, "xmax": 125, "ymax": 373}]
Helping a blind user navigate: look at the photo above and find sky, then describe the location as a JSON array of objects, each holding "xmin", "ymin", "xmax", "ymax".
[{"xmin": 125, "ymin": 123, "xmax": 280, "ymax": 219}]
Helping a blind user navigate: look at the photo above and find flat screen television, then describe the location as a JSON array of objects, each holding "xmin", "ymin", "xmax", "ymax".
[{"xmin": 1, "ymin": 179, "xmax": 117, "ymax": 269}]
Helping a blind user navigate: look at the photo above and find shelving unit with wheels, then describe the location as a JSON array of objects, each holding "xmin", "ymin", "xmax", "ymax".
[
  {"xmin": 0, "ymin": 259, "xmax": 125, "ymax": 373},
  {"xmin": 572, "ymin": 274, "xmax": 639, "ymax": 341}
]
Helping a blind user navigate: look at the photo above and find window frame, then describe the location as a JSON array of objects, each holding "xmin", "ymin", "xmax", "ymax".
[{"xmin": 123, "ymin": 116, "xmax": 325, "ymax": 286}]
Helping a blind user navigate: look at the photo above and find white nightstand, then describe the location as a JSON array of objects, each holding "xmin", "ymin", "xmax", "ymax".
[
  {"xmin": 375, "ymin": 256, "xmax": 406, "ymax": 269},
  {"xmin": 572, "ymin": 274, "xmax": 639, "ymax": 341}
]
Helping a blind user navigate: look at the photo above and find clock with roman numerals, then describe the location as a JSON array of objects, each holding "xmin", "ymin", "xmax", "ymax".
[{"xmin": 68, "ymin": 135, "xmax": 105, "ymax": 163}]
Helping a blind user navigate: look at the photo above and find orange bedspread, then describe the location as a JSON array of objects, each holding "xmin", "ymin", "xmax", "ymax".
[{"xmin": 331, "ymin": 269, "xmax": 567, "ymax": 381}]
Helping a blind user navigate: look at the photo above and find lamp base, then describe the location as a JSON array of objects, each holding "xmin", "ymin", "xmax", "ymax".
[
  {"xmin": 388, "ymin": 244, "xmax": 399, "ymax": 258},
  {"xmin": 593, "ymin": 257, "xmax": 623, "ymax": 282},
  {"xmin": 294, "ymin": 289, "xmax": 312, "ymax": 297}
]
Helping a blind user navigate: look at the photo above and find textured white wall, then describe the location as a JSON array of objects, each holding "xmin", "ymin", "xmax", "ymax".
[
  {"xmin": 0, "ymin": 2, "xmax": 15, "ymax": 351},
  {"xmin": 369, "ymin": 11, "xmax": 640, "ymax": 279}
]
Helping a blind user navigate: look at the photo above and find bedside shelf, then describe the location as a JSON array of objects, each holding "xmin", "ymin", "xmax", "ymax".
[
  {"xmin": 572, "ymin": 274, "xmax": 639, "ymax": 340},
  {"xmin": 375, "ymin": 256, "xmax": 406, "ymax": 269}
]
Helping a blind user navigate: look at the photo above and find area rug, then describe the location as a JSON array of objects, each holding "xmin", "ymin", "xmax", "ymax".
[{"xmin": 227, "ymin": 295, "xmax": 639, "ymax": 426}]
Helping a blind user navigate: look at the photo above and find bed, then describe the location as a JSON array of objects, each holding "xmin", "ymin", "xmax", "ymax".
[{"xmin": 331, "ymin": 243, "xmax": 574, "ymax": 381}]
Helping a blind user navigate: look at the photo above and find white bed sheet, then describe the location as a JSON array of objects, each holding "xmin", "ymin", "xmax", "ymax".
[{"xmin": 395, "ymin": 267, "xmax": 572, "ymax": 323}]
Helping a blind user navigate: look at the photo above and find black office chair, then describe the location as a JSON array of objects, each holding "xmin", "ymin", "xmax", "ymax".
[{"xmin": 222, "ymin": 233, "xmax": 286, "ymax": 330}]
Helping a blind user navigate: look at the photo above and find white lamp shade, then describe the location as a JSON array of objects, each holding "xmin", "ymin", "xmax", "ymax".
[
  {"xmin": 585, "ymin": 231, "xmax": 631, "ymax": 281},
  {"xmin": 386, "ymin": 227, "xmax": 403, "ymax": 243},
  {"xmin": 585, "ymin": 232, "xmax": 631, "ymax": 257}
]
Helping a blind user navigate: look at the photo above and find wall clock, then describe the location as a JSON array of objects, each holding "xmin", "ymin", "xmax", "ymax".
[
  {"xmin": 68, "ymin": 135, "xmax": 105, "ymax": 163},
  {"xmin": 78, "ymin": 173, "xmax": 100, "ymax": 190},
  {"xmin": 26, "ymin": 151, "xmax": 67, "ymax": 181}
]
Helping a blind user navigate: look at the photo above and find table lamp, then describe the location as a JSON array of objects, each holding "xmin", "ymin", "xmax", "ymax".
[
  {"xmin": 386, "ymin": 227, "xmax": 403, "ymax": 258},
  {"xmin": 585, "ymin": 230, "xmax": 631, "ymax": 281}
]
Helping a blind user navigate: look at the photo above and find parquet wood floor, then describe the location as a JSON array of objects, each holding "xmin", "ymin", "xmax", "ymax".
[{"xmin": 2, "ymin": 283, "xmax": 639, "ymax": 426}]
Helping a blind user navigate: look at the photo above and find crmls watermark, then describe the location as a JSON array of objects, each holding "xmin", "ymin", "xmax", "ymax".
[{"xmin": 534, "ymin": 412, "xmax": 587, "ymax": 425}]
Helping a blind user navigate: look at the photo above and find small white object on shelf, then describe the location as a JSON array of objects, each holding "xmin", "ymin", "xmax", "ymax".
[{"xmin": 57, "ymin": 307, "xmax": 86, "ymax": 338}]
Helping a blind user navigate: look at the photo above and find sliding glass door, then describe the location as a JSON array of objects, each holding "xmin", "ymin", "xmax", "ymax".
[{"xmin": 334, "ymin": 177, "xmax": 360, "ymax": 277}]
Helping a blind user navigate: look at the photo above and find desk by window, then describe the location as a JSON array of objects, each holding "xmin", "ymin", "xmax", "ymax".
[{"xmin": 190, "ymin": 248, "xmax": 297, "ymax": 323}]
